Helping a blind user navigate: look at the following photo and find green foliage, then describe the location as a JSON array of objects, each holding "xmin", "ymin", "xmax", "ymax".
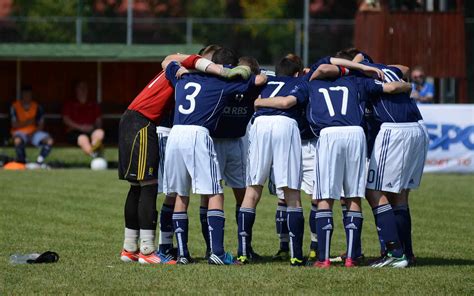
[
  {"xmin": 239, "ymin": 0, "xmax": 296, "ymax": 63},
  {"xmin": 13, "ymin": 0, "xmax": 80, "ymax": 42},
  {"xmin": 0, "ymin": 165, "xmax": 473, "ymax": 294},
  {"xmin": 240, "ymin": 0, "xmax": 286, "ymax": 19},
  {"xmin": 187, "ymin": 0, "xmax": 226, "ymax": 18}
]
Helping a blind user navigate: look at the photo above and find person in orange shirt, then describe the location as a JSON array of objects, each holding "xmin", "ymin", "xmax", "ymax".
[{"xmin": 10, "ymin": 85, "xmax": 54, "ymax": 165}]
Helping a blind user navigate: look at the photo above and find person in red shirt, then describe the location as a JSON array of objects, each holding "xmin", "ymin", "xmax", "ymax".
[
  {"xmin": 62, "ymin": 82, "xmax": 105, "ymax": 157},
  {"xmin": 118, "ymin": 51, "xmax": 252, "ymax": 265}
]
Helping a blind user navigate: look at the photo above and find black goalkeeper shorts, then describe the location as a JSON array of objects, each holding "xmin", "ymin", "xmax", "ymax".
[{"xmin": 118, "ymin": 110, "xmax": 159, "ymax": 182}]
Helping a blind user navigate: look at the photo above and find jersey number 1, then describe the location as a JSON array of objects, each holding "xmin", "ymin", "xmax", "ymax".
[
  {"xmin": 318, "ymin": 86, "xmax": 349, "ymax": 117},
  {"xmin": 179, "ymin": 82, "xmax": 201, "ymax": 114}
]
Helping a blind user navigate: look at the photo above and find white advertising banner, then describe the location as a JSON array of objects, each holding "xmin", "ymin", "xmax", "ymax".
[{"xmin": 419, "ymin": 104, "xmax": 474, "ymax": 173}]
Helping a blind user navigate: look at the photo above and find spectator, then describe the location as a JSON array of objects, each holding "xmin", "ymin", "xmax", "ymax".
[
  {"xmin": 10, "ymin": 85, "xmax": 53, "ymax": 165},
  {"xmin": 410, "ymin": 66, "xmax": 434, "ymax": 103},
  {"xmin": 359, "ymin": 0, "xmax": 382, "ymax": 12},
  {"xmin": 62, "ymin": 82, "xmax": 104, "ymax": 157}
]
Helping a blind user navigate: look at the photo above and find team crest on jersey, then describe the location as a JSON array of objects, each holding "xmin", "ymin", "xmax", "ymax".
[{"xmin": 148, "ymin": 167, "xmax": 154, "ymax": 176}]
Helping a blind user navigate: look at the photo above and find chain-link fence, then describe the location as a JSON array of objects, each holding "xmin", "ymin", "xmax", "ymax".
[{"xmin": 0, "ymin": 16, "xmax": 354, "ymax": 65}]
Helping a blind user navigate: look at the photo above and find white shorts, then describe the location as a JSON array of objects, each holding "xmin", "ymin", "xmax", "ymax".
[
  {"xmin": 246, "ymin": 116, "xmax": 302, "ymax": 190},
  {"xmin": 301, "ymin": 138, "xmax": 317, "ymax": 195},
  {"xmin": 163, "ymin": 125, "xmax": 223, "ymax": 196},
  {"xmin": 272, "ymin": 138, "xmax": 316, "ymax": 199},
  {"xmin": 157, "ymin": 126, "xmax": 171, "ymax": 194},
  {"xmin": 313, "ymin": 126, "xmax": 367, "ymax": 200},
  {"xmin": 213, "ymin": 137, "xmax": 247, "ymax": 188},
  {"xmin": 366, "ymin": 122, "xmax": 429, "ymax": 193}
]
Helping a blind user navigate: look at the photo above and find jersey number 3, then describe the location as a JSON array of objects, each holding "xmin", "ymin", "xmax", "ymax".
[
  {"xmin": 179, "ymin": 82, "xmax": 201, "ymax": 114},
  {"xmin": 318, "ymin": 86, "xmax": 349, "ymax": 117}
]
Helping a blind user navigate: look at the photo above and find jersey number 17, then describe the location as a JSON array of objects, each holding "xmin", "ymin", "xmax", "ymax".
[{"xmin": 318, "ymin": 86, "xmax": 349, "ymax": 117}]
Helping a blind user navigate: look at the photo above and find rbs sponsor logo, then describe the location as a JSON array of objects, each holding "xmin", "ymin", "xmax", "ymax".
[{"xmin": 426, "ymin": 123, "xmax": 474, "ymax": 150}]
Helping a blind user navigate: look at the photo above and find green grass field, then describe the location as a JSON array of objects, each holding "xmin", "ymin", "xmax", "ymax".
[{"xmin": 1, "ymin": 149, "xmax": 473, "ymax": 294}]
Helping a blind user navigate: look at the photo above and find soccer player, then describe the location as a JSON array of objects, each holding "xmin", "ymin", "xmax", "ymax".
[
  {"xmin": 163, "ymin": 47, "xmax": 267, "ymax": 265},
  {"xmin": 155, "ymin": 45, "xmax": 225, "ymax": 263},
  {"xmin": 200, "ymin": 56, "xmax": 262, "ymax": 260},
  {"xmin": 333, "ymin": 51, "xmax": 429, "ymax": 267},
  {"xmin": 118, "ymin": 52, "xmax": 248, "ymax": 264},
  {"xmin": 237, "ymin": 54, "xmax": 306, "ymax": 266},
  {"xmin": 10, "ymin": 85, "xmax": 53, "ymax": 167},
  {"xmin": 254, "ymin": 65, "xmax": 411, "ymax": 268},
  {"xmin": 63, "ymin": 81, "xmax": 104, "ymax": 158}
]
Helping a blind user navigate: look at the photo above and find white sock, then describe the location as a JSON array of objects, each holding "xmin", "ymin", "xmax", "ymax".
[
  {"xmin": 123, "ymin": 228, "xmax": 139, "ymax": 252},
  {"xmin": 158, "ymin": 231, "xmax": 174, "ymax": 245},
  {"xmin": 140, "ymin": 229, "xmax": 156, "ymax": 255}
]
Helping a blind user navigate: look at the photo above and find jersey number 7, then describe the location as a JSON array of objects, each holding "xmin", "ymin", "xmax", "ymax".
[{"xmin": 318, "ymin": 86, "xmax": 349, "ymax": 117}]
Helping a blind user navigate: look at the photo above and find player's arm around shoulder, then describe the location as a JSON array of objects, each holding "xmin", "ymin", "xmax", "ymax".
[
  {"xmin": 254, "ymin": 95, "xmax": 297, "ymax": 109},
  {"xmin": 309, "ymin": 64, "xmax": 341, "ymax": 80},
  {"xmin": 382, "ymin": 81, "xmax": 413, "ymax": 94},
  {"xmin": 330, "ymin": 57, "xmax": 385, "ymax": 80}
]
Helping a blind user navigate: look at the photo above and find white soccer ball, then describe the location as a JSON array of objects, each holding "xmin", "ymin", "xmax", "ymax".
[{"xmin": 90, "ymin": 157, "xmax": 108, "ymax": 170}]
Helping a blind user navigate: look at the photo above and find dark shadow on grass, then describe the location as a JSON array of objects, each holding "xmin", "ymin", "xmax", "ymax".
[
  {"xmin": 358, "ymin": 256, "xmax": 474, "ymax": 267},
  {"xmin": 47, "ymin": 160, "xmax": 118, "ymax": 169},
  {"xmin": 413, "ymin": 257, "xmax": 474, "ymax": 267}
]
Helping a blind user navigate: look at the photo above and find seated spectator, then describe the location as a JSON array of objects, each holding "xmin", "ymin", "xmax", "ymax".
[
  {"xmin": 410, "ymin": 66, "xmax": 434, "ymax": 103},
  {"xmin": 10, "ymin": 85, "xmax": 53, "ymax": 165},
  {"xmin": 359, "ymin": 0, "xmax": 382, "ymax": 12},
  {"xmin": 62, "ymin": 82, "xmax": 104, "ymax": 157}
]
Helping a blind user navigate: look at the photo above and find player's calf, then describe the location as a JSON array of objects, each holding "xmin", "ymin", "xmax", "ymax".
[
  {"xmin": 313, "ymin": 199, "xmax": 334, "ymax": 268},
  {"xmin": 366, "ymin": 189, "xmax": 406, "ymax": 265},
  {"xmin": 272, "ymin": 200, "xmax": 290, "ymax": 261},
  {"xmin": 343, "ymin": 198, "xmax": 364, "ymax": 266}
]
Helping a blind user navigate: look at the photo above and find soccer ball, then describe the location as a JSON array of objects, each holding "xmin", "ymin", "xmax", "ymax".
[{"xmin": 90, "ymin": 157, "xmax": 108, "ymax": 170}]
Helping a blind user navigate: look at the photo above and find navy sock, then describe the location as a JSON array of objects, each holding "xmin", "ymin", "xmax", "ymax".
[
  {"xmin": 158, "ymin": 203, "xmax": 174, "ymax": 253},
  {"xmin": 287, "ymin": 207, "xmax": 304, "ymax": 260},
  {"xmin": 237, "ymin": 207, "xmax": 255, "ymax": 257},
  {"xmin": 276, "ymin": 202, "xmax": 289, "ymax": 251},
  {"xmin": 309, "ymin": 205, "xmax": 318, "ymax": 250},
  {"xmin": 15, "ymin": 141, "xmax": 26, "ymax": 163},
  {"xmin": 406, "ymin": 207, "xmax": 414, "ymax": 257},
  {"xmin": 39, "ymin": 144, "xmax": 52, "ymax": 161},
  {"xmin": 344, "ymin": 211, "xmax": 363, "ymax": 259},
  {"xmin": 316, "ymin": 209, "xmax": 333, "ymax": 262},
  {"xmin": 341, "ymin": 204, "xmax": 348, "ymax": 223},
  {"xmin": 235, "ymin": 204, "xmax": 241, "ymax": 225},
  {"xmin": 199, "ymin": 207, "xmax": 210, "ymax": 253},
  {"xmin": 208, "ymin": 209, "xmax": 225, "ymax": 256},
  {"xmin": 173, "ymin": 211, "xmax": 189, "ymax": 258},
  {"xmin": 393, "ymin": 204, "xmax": 414, "ymax": 257},
  {"xmin": 372, "ymin": 204, "xmax": 403, "ymax": 257}
]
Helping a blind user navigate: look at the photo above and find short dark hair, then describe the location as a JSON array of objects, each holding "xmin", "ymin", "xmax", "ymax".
[
  {"xmin": 212, "ymin": 47, "xmax": 238, "ymax": 66},
  {"xmin": 199, "ymin": 44, "xmax": 222, "ymax": 57},
  {"xmin": 238, "ymin": 56, "xmax": 260, "ymax": 75},
  {"xmin": 275, "ymin": 54, "xmax": 303, "ymax": 76},
  {"xmin": 21, "ymin": 85, "xmax": 32, "ymax": 92},
  {"xmin": 334, "ymin": 48, "xmax": 361, "ymax": 60}
]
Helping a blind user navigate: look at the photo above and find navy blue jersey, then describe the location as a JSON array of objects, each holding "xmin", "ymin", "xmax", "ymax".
[
  {"xmin": 298, "ymin": 56, "xmax": 331, "ymax": 140},
  {"xmin": 211, "ymin": 87, "xmax": 261, "ymax": 138},
  {"xmin": 292, "ymin": 76, "xmax": 384, "ymax": 136},
  {"xmin": 165, "ymin": 62, "xmax": 256, "ymax": 131},
  {"xmin": 361, "ymin": 62, "xmax": 423, "ymax": 124},
  {"xmin": 255, "ymin": 76, "xmax": 306, "ymax": 121}
]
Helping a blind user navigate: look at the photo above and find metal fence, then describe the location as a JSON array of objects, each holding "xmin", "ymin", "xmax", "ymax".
[{"xmin": 0, "ymin": 16, "xmax": 354, "ymax": 65}]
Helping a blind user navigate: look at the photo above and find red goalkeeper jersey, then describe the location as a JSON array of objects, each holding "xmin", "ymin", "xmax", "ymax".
[{"xmin": 127, "ymin": 54, "xmax": 200, "ymax": 124}]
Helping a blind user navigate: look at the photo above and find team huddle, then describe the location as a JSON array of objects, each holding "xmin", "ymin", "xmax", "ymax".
[{"xmin": 117, "ymin": 45, "xmax": 429, "ymax": 268}]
